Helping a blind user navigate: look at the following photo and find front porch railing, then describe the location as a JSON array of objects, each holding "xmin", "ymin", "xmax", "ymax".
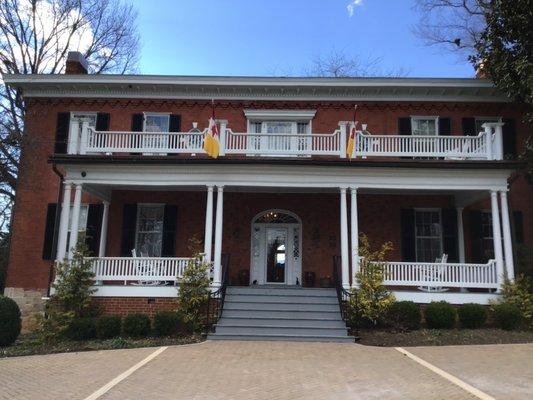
[{"xmin": 90, "ymin": 257, "xmax": 191, "ymax": 284}]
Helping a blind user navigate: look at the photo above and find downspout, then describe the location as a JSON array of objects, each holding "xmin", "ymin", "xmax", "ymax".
[{"xmin": 49, "ymin": 163, "xmax": 64, "ymax": 297}]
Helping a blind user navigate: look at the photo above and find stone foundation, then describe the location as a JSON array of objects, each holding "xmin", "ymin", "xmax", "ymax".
[{"xmin": 4, "ymin": 287, "xmax": 47, "ymax": 332}]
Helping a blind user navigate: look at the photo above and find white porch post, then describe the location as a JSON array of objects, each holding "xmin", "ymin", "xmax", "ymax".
[
  {"xmin": 98, "ymin": 201, "xmax": 110, "ymax": 257},
  {"xmin": 339, "ymin": 187, "xmax": 350, "ymax": 289},
  {"xmin": 490, "ymin": 190, "xmax": 505, "ymax": 291},
  {"xmin": 218, "ymin": 120, "xmax": 227, "ymax": 156},
  {"xmin": 213, "ymin": 186, "xmax": 224, "ymax": 287},
  {"xmin": 338, "ymin": 122, "xmax": 347, "ymax": 159},
  {"xmin": 350, "ymin": 187, "xmax": 359, "ymax": 288},
  {"xmin": 67, "ymin": 118, "xmax": 78, "ymax": 154},
  {"xmin": 203, "ymin": 186, "xmax": 214, "ymax": 262},
  {"xmin": 68, "ymin": 184, "xmax": 83, "ymax": 259},
  {"xmin": 56, "ymin": 183, "xmax": 72, "ymax": 261},
  {"xmin": 499, "ymin": 191, "xmax": 515, "ymax": 281}
]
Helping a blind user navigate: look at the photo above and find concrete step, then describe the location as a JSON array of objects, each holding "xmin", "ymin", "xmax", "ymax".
[
  {"xmin": 225, "ymin": 294, "xmax": 338, "ymax": 304},
  {"xmin": 217, "ymin": 317, "xmax": 346, "ymax": 328},
  {"xmin": 214, "ymin": 325, "xmax": 349, "ymax": 336},
  {"xmin": 221, "ymin": 309, "xmax": 342, "ymax": 320},
  {"xmin": 227, "ymin": 286, "xmax": 336, "ymax": 297},
  {"xmin": 223, "ymin": 301, "xmax": 339, "ymax": 312},
  {"xmin": 208, "ymin": 333, "xmax": 355, "ymax": 343}
]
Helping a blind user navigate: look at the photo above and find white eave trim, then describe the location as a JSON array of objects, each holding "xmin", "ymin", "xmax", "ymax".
[{"xmin": 244, "ymin": 109, "xmax": 316, "ymax": 120}]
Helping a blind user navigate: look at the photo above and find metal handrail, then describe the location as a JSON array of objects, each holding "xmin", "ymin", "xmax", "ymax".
[
  {"xmin": 333, "ymin": 255, "xmax": 359, "ymax": 340},
  {"xmin": 205, "ymin": 254, "xmax": 230, "ymax": 333}
]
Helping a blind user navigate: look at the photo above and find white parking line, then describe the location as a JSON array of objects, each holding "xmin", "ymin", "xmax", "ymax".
[
  {"xmin": 83, "ymin": 346, "xmax": 168, "ymax": 400},
  {"xmin": 395, "ymin": 347, "xmax": 496, "ymax": 400}
]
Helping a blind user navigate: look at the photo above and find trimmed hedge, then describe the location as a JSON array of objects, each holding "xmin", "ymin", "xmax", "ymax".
[
  {"xmin": 153, "ymin": 311, "xmax": 183, "ymax": 337},
  {"xmin": 96, "ymin": 315, "xmax": 122, "ymax": 339},
  {"xmin": 123, "ymin": 313, "xmax": 151, "ymax": 337},
  {"xmin": 387, "ymin": 301, "xmax": 421, "ymax": 331},
  {"xmin": 424, "ymin": 301, "xmax": 457, "ymax": 329},
  {"xmin": 458, "ymin": 303, "xmax": 487, "ymax": 329},
  {"xmin": 64, "ymin": 318, "xmax": 97, "ymax": 341},
  {"xmin": 493, "ymin": 303, "xmax": 522, "ymax": 331},
  {"xmin": 0, "ymin": 296, "xmax": 22, "ymax": 347}
]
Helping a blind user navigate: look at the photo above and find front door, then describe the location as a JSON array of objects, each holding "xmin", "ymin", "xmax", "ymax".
[{"xmin": 266, "ymin": 227, "xmax": 288, "ymax": 283}]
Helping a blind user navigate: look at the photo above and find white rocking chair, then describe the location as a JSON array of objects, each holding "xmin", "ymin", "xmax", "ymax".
[
  {"xmin": 130, "ymin": 249, "xmax": 163, "ymax": 286},
  {"xmin": 418, "ymin": 254, "xmax": 449, "ymax": 293}
]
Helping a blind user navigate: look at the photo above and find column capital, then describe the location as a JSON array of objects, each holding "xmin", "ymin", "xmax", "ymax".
[
  {"xmin": 217, "ymin": 185, "xmax": 225, "ymax": 191},
  {"xmin": 339, "ymin": 187, "xmax": 348, "ymax": 193},
  {"xmin": 350, "ymin": 187, "xmax": 358, "ymax": 194},
  {"xmin": 490, "ymin": 190, "xmax": 498, "ymax": 197},
  {"xmin": 206, "ymin": 185, "xmax": 214, "ymax": 192},
  {"xmin": 499, "ymin": 190, "xmax": 508, "ymax": 197},
  {"xmin": 102, "ymin": 200, "xmax": 110, "ymax": 206},
  {"xmin": 74, "ymin": 183, "xmax": 83, "ymax": 190}
]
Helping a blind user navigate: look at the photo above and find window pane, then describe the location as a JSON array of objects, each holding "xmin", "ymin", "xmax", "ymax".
[
  {"xmin": 145, "ymin": 115, "xmax": 169, "ymax": 132},
  {"xmin": 265, "ymin": 122, "xmax": 292, "ymax": 134},
  {"xmin": 68, "ymin": 204, "xmax": 89, "ymax": 232},
  {"xmin": 415, "ymin": 210, "xmax": 442, "ymax": 262},
  {"xmin": 135, "ymin": 205, "xmax": 164, "ymax": 257},
  {"xmin": 412, "ymin": 118, "xmax": 437, "ymax": 135}
]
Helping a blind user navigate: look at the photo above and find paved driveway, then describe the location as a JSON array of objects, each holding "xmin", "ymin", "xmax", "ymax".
[{"xmin": 0, "ymin": 341, "xmax": 531, "ymax": 400}]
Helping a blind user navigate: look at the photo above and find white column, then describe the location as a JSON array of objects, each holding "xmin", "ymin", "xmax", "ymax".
[
  {"xmin": 56, "ymin": 183, "xmax": 72, "ymax": 261},
  {"xmin": 212, "ymin": 186, "xmax": 224, "ymax": 286},
  {"xmin": 98, "ymin": 201, "xmax": 110, "ymax": 257},
  {"xmin": 68, "ymin": 184, "xmax": 83, "ymax": 258},
  {"xmin": 338, "ymin": 122, "xmax": 347, "ymax": 159},
  {"xmin": 203, "ymin": 186, "xmax": 214, "ymax": 262},
  {"xmin": 67, "ymin": 119, "xmax": 78, "ymax": 154},
  {"xmin": 490, "ymin": 190, "xmax": 505, "ymax": 291},
  {"xmin": 340, "ymin": 187, "xmax": 350, "ymax": 289},
  {"xmin": 350, "ymin": 188, "xmax": 359, "ymax": 287},
  {"xmin": 218, "ymin": 120, "xmax": 227, "ymax": 156},
  {"xmin": 499, "ymin": 191, "xmax": 515, "ymax": 281}
]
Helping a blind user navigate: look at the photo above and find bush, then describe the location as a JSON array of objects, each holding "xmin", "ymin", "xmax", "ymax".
[
  {"xmin": 500, "ymin": 275, "xmax": 533, "ymax": 330},
  {"xmin": 63, "ymin": 318, "xmax": 96, "ymax": 341},
  {"xmin": 96, "ymin": 315, "xmax": 122, "ymax": 339},
  {"xmin": 0, "ymin": 296, "xmax": 22, "ymax": 347},
  {"xmin": 424, "ymin": 301, "xmax": 457, "ymax": 329},
  {"xmin": 493, "ymin": 303, "xmax": 523, "ymax": 330},
  {"xmin": 123, "ymin": 314, "xmax": 151, "ymax": 337},
  {"xmin": 153, "ymin": 311, "xmax": 182, "ymax": 336},
  {"xmin": 387, "ymin": 301, "xmax": 421, "ymax": 331},
  {"xmin": 458, "ymin": 303, "xmax": 487, "ymax": 329}
]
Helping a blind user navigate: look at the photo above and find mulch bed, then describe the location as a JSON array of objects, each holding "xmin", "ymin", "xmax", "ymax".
[
  {"xmin": 357, "ymin": 328, "xmax": 533, "ymax": 347},
  {"xmin": 0, "ymin": 334, "xmax": 204, "ymax": 358}
]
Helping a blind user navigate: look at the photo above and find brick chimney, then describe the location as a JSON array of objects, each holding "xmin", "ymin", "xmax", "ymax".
[{"xmin": 65, "ymin": 51, "xmax": 88, "ymax": 74}]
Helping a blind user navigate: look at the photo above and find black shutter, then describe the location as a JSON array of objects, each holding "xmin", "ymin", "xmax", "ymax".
[
  {"xmin": 120, "ymin": 204, "xmax": 137, "ymax": 256},
  {"xmin": 502, "ymin": 118, "xmax": 517, "ymax": 158},
  {"xmin": 169, "ymin": 115, "xmax": 181, "ymax": 132},
  {"xmin": 401, "ymin": 209, "xmax": 416, "ymax": 261},
  {"xmin": 85, "ymin": 204, "xmax": 103, "ymax": 256},
  {"xmin": 469, "ymin": 211, "xmax": 483, "ymax": 263},
  {"xmin": 42, "ymin": 203, "xmax": 58, "ymax": 260},
  {"xmin": 513, "ymin": 211, "xmax": 524, "ymax": 244},
  {"xmin": 442, "ymin": 208, "xmax": 458, "ymax": 262},
  {"xmin": 54, "ymin": 112, "xmax": 70, "ymax": 154},
  {"xmin": 439, "ymin": 118, "xmax": 452, "ymax": 136},
  {"xmin": 462, "ymin": 117, "xmax": 476, "ymax": 136},
  {"xmin": 398, "ymin": 117, "xmax": 412, "ymax": 135},
  {"xmin": 162, "ymin": 205, "xmax": 178, "ymax": 257},
  {"xmin": 131, "ymin": 114, "xmax": 143, "ymax": 131},
  {"xmin": 96, "ymin": 113, "xmax": 110, "ymax": 131}
]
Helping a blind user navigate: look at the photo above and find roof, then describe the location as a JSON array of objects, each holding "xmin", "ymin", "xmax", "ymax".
[{"xmin": 3, "ymin": 74, "xmax": 509, "ymax": 102}]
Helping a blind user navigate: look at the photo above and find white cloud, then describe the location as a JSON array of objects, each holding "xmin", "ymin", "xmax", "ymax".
[{"xmin": 347, "ymin": 0, "xmax": 363, "ymax": 17}]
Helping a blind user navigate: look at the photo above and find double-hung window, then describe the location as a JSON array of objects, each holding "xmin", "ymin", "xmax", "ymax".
[
  {"xmin": 67, "ymin": 204, "xmax": 89, "ymax": 248},
  {"xmin": 411, "ymin": 116, "xmax": 439, "ymax": 136},
  {"xmin": 142, "ymin": 113, "xmax": 170, "ymax": 154},
  {"xmin": 481, "ymin": 211, "xmax": 495, "ymax": 262},
  {"xmin": 415, "ymin": 209, "xmax": 443, "ymax": 262},
  {"xmin": 135, "ymin": 204, "xmax": 165, "ymax": 257}
]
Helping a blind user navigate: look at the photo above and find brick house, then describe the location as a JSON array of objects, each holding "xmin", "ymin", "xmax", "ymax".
[{"xmin": 3, "ymin": 53, "xmax": 531, "ymax": 339}]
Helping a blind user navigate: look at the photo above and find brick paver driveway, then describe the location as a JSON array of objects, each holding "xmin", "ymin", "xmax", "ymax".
[{"xmin": 1, "ymin": 341, "xmax": 531, "ymax": 400}]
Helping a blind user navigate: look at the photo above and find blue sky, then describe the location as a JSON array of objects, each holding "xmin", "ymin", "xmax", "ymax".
[{"xmin": 130, "ymin": 0, "xmax": 474, "ymax": 78}]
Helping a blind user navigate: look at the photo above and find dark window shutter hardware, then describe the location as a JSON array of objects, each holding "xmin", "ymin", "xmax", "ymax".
[
  {"xmin": 162, "ymin": 205, "xmax": 178, "ymax": 257},
  {"xmin": 86, "ymin": 204, "xmax": 104, "ymax": 256},
  {"xmin": 442, "ymin": 208, "xmax": 458, "ymax": 262}
]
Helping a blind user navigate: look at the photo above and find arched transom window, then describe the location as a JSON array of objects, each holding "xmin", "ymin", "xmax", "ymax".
[{"xmin": 253, "ymin": 210, "xmax": 299, "ymax": 224}]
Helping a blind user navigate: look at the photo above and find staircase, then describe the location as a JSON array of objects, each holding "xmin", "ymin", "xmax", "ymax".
[{"xmin": 208, "ymin": 286, "xmax": 354, "ymax": 342}]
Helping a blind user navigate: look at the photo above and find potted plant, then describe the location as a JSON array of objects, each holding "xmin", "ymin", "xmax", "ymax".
[{"xmin": 319, "ymin": 275, "xmax": 333, "ymax": 288}]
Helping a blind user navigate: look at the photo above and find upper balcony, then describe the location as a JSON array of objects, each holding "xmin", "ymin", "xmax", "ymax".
[{"xmin": 68, "ymin": 120, "xmax": 505, "ymax": 161}]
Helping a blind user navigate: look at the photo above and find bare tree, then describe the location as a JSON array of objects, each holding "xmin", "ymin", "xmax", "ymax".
[
  {"xmin": 0, "ymin": 0, "xmax": 140, "ymax": 228},
  {"xmin": 412, "ymin": 0, "xmax": 490, "ymax": 59}
]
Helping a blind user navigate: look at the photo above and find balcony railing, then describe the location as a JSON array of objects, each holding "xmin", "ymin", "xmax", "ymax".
[{"xmin": 70, "ymin": 120, "xmax": 505, "ymax": 160}]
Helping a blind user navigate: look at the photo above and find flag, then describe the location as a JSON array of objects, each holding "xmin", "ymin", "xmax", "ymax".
[
  {"xmin": 346, "ymin": 105, "xmax": 358, "ymax": 159},
  {"xmin": 203, "ymin": 101, "xmax": 220, "ymax": 158}
]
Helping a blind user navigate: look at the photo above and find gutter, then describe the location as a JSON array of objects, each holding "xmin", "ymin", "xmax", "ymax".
[{"xmin": 48, "ymin": 163, "xmax": 64, "ymax": 297}]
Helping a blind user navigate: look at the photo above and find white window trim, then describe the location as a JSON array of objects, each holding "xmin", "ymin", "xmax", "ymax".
[
  {"xmin": 244, "ymin": 109, "xmax": 316, "ymax": 120},
  {"xmin": 414, "ymin": 208, "xmax": 444, "ymax": 262},
  {"xmin": 410, "ymin": 116, "xmax": 439, "ymax": 136},
  {"xmin": 134, "ymin": 203, "xmax": 165, "ymax": 257},
  {"xmin": 142, "ymin": 112, "xmax": 170, "ymax": 132}
]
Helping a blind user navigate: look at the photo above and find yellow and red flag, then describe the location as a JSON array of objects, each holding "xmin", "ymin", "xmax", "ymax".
[
  {"xmin": 203, "ymin": 101, "xmax": 220, "ymax": 158},
  {"xmin": 346, "ymin": 105, "xmax": 358, "ymax": 159}
]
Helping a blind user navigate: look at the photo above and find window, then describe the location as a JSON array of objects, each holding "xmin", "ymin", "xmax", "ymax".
[
  {"xmin": 411, "ymin": 117, "xmax": 438, "ymax": 136},
  {"xmin": 67, "ymin": 204, "xmax": 88, "ymax": 249},
  {"xmin": 475, "ymin": 117, "xmax": 502, "ymax": 134},
  {"xmin": 481, "ymin": 212, "xmax": 495, "ymax": 262},
  {"xmin": 143, "ymin": 113, "xmax": 169, "ymax": 132},
  {"xmin": 135, "ymin": 204, "xmax": 164, "ymax": 257},
  {"xmin": 415, "ymin": 210, "xmax": 443, "ymax": 262}
]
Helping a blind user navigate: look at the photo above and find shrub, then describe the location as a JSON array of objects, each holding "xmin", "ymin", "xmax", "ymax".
[
  {"xmin": 493, "ymin": 303, "xmax": 522, "ymax": 330},
  {"xmin": 424, "ymin": 301, "xmax": 457, "ymax": 329},
  {"xmin": 123, "ymin": 313, "xmax": 151, "ymax": 337},
  {"xmin": 153, "ymin": 311, "xmax": 182, "ymax": 336},
  {"xmin": 96, "ymin": 315, "xmax": 122, "ymax": 339},
  {"xmin": 500, "ymin": 275, "xmax": 533, "ymax": 330},
  {"xmin": 0, "ymin": 296, "xmax": 22, "ymax": 347},
  {"xmin": 458, "ymin": 303, "xmax": 487, "ymax": 329},
  {"xmin": 387, "ymin": 301, "xmax": 421, "ymax": 331},
  {"xmin": 63, "ymin": 318, "xmax": 96, "ymax": 341}
]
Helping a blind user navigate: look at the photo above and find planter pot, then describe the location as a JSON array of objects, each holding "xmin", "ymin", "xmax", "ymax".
[
  {"xmin": 304, "ymin": 271, "xmax": 316, "ymax": 287},
  {"xmin": 319, "ymin": 277, "xmax": 333, "ymax": 288}
]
